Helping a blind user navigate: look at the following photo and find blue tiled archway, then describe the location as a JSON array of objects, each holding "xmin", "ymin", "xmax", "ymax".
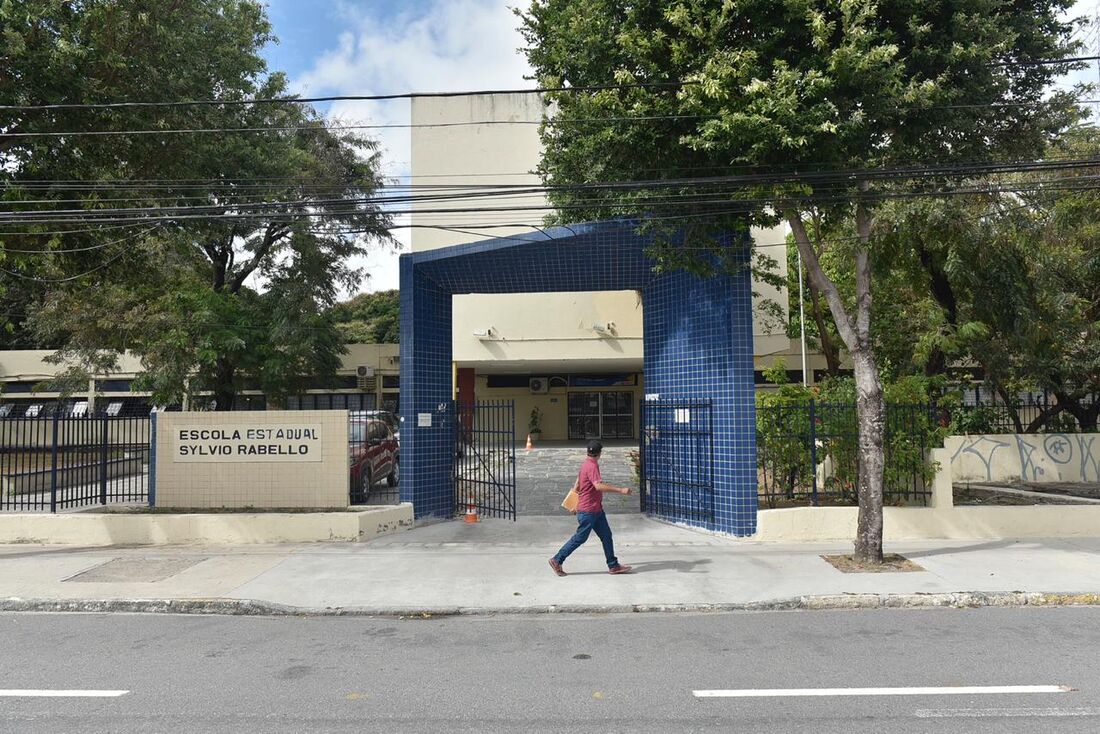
[{"xmin": 398, "ymin": 220, "xmax": 758, "ymax": 535}]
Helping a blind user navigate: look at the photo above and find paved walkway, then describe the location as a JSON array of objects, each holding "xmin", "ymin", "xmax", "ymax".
[{"xmin": 2, "ymin": 516, "xmax": 1100, "ymax": 614}]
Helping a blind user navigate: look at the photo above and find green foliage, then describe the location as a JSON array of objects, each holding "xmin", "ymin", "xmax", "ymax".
[
  {"xmin": 1, "ymin": 1, "xmax": 394, "ymax": 409},
  {"xmin": 756, "ymin": 362, "xmax": 944, "ymax": 507},
  {"xmin": 528, "ymin": 406, "xmax": 543, "ymax": 434},
  {"xmin": 520, "ymin": 0, "xmax": 1082, "ymax": 227},
  {"xmin": 330, "ymin": 290, "xmax": 400, "ymax": 344}
]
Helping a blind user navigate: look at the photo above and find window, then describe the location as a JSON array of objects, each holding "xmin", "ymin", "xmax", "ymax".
[
  {"xmin": 567, "ymin": 391, "xmax": 634, "ymax": 440},
  {"xmin": 368, "ymin": 421, "xmax": 389, "ymax": 441}
]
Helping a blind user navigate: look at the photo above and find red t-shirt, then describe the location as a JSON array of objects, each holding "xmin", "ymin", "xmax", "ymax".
[{"xmin": 575, "ymin": 456, "xmax": 603, "ymax": 513}]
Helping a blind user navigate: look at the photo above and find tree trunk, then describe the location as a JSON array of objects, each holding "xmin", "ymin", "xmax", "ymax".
[
  {"xmin": 915, "ymin": 238, "xmax": 958, "ymax": 378},
  {"xmin": 806, "ymin": 277, "xmax": 843, "ymax": 377},
  {"xmin": 787, "ymin": 191, "xmax": 885, "ymax": 564},
  {"xmin": 852, "ymin": 348, "xmax": 885, "ymax": 563},
  {"xmin": 212, "ymin": 358, "xmax": 236, "ymax": 412}
]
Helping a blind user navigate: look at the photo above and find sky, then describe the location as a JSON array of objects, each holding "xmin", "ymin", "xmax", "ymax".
[
  {"xmin": 262, "ymin": 0, "xmax": 534, "ymax": 295},
  {"xmin": 259, "ymin": 0, "xmax": 1099, "ymax": 296}
]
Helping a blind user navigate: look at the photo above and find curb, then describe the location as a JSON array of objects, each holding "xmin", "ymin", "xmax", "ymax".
[{"xmin": 3, "ymin": 592, "xmax": 1100, "ymax": 617}]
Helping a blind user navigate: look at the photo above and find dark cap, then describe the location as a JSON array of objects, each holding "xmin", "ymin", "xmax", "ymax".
[{"xmin": 586, "ymin": 439, "xmax": 603, "ymax": 456}]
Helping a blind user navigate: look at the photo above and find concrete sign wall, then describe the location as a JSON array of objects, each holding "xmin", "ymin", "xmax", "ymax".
[
  {"xmin": 173, "ymin": 425, "xmax": 323, "ymax": 462},
  {"xmin": 155, "ymin": 411, "xmax": 349, "ymax": 508}
]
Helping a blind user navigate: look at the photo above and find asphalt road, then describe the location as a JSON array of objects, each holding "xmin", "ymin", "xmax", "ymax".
[{"xmin": 2, "ymin": 607, "xmax": 1100, "ymax": 733}]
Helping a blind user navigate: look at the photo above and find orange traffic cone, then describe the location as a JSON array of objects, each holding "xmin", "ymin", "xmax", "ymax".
[
  {"xmin": 526, "ymin": 433, "xmax": 534, "ymax": 450},
  {"xmin": 464, "ymin": 501, "xmax": 479, "ymax": 523}
]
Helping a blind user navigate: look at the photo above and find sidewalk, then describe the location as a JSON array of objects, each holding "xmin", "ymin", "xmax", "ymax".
[{"xmin": 2, "ymin": 515, "xmax": 1100, "ymax": 615}]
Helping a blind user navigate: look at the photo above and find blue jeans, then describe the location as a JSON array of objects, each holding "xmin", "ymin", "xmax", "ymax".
[{"xmin": 553, "ymin": 511, "xmax": 620, "ymax": 569}]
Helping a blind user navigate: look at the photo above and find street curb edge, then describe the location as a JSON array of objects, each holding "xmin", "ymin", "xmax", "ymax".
[{"xmin": 3, "ymin": 592, "xmax": 1100, "ymax": 617}]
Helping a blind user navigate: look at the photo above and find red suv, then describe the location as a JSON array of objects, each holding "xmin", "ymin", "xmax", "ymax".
[{"xmin": 349, "ymin": 419, "xmax": 399, "ymax": 502}]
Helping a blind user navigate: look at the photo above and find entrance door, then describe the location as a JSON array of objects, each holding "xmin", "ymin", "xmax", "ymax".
[
  {"xmin": 452, "ymin": 400, "xmax": 516, "ymax": 520},
  {"xmin": 567, "ymin": 391, "xmax": 635, "ymax": 440}
]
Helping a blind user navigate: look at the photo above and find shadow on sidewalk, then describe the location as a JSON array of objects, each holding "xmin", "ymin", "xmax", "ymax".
[
  {"xmin": 902, "ymin": 539, "xmax": 1017, "ymax": 559},
  {"xmin": 630, "ymin": 558, "xmax": 712, "ymax": 574}
]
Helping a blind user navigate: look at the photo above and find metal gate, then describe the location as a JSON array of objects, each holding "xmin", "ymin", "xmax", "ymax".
[
  {"xmin": 1, "ymin": 414, "xmax": 150, "ymax": 512},
  {"xmin": 453, "ymin": 400, "xmax": 516, "ymax": 520},
  {"xmin": 640, "ymin": 399, "xmax": 714, "ymax": 523}
]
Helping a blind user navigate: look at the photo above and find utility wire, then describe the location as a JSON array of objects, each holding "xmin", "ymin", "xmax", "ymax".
[
  {"xmin": 2, "ymin": 56, "xmax": 1094, "ymax": 112},
  {"xmin": 5, "ymin": 101, "xmax": 1098, "ymax": 139}
]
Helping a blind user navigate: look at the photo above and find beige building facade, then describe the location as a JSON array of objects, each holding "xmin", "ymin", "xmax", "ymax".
[
  {"xmin": 0, "ymin": 344, "xmax": 400, "ymax": 419},
  {"xmin": 410, "ymin": 92, "xmax": 817, "ymax": 441}
]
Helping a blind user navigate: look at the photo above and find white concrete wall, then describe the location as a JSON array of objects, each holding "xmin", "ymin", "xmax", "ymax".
[
  {"xmin": 0, "ymin": 505, "xmax": 414, "ymax": 546},
  {"xmin": 947, "ymin": 433, "xmax": 1100, "ymax": 484},
  {"xmin": 409, "ymin": 92, "xmax": 792, "ymax": 372},
  {"xmin": 752, "ymin": 446, "xmax": 1100, "ymax": 541}
]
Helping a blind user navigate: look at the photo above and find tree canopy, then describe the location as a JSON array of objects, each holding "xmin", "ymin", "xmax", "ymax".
[
  {"xmin": 330, "ymin": 290, "xmax": 400, "ymax": 345},
  {"xmin": 520, "ymin": 0, "xmax": 1085, "ymax": 561},
  {"xmin": 1, "ymin": 0, "xmax": 394, "ymax": 409}
]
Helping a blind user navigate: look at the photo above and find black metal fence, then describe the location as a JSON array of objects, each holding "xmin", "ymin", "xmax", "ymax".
[
  {"xmin": 946, "ymin": 388, "xmax": 1097, "ymax": 434},
  {"xmin": 757, "ymin": 402, "xmax": 938, "ymax": 508},
  {"xmin": 640, "ymin": 399, "xmax": 715, "ymax": 524},
  {"xmin": 453, "ymin": 400, "xmax": 516, "ymax": 520},
  {"xmin": 0, "ymin": 415, "xmax": 150, "ymax": 512}
]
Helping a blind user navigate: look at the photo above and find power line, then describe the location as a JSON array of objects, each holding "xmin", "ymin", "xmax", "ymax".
[
  {"xmin": 0, "ymin": 114, "xmax": 717, "ymax": 139},
  {"xmin": 2, "ymin": 54, "xmax": 1093, "ymax": 113},
  {"xmin": 5, "ymin": 101, "xmax": 1099, "ymax": 139},
  {"xmin": 4, "ymin": 157, "xmax": 1100, "ymax": 226},
  {"xmin": 0, "ymin": 82, "xmax": 688, "ymax": 112},
  {"xmin": 0, "ymin": 226, "xmax": 157, "ymax": 254}
]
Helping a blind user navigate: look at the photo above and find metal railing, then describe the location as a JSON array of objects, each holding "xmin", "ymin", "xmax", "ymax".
[
  {"xmin": 0, "ymin": 415, "xmax": 150, "ymax": 512},
  {"xmin": 640, "ymin": 399, "xmax": 715, "ymax": 523},
  {"xmin": 946, "ymin": 388, "xmax": 1098, "ymax": 434},
  {"xmin": 453, "ymin": 401, "xmax": 516, "ymax": 520},
  {"xmin": 757, "ymin": 402, "xmax": 938, "ymax": 508}
]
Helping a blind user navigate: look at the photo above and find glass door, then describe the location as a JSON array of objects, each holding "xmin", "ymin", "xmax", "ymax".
[{"xmin": 567, "ymin": 391, "xmax": 634, "ymax": 439}]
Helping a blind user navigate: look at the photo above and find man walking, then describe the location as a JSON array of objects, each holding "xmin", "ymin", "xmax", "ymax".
[{"xmin": 549, "ymin": 439, "xmax": 632, "ymax": 575}]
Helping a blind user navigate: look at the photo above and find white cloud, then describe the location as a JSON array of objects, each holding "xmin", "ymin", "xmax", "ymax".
[{"xmin": 293, "ymin": 1, "xmax": 533, "ymax": 294}]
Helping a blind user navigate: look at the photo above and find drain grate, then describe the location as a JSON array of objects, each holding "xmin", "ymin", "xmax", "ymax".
[{"xmin": 64, "ymin": 558, "xmax": 204, "ymax": 583}]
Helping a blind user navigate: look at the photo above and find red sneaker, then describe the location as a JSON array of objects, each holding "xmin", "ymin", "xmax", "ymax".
[
  {"xmin": 608, "ymin": 565, "xmax": 633, "ymax": 574},
  {"xmin": 548, "ymin": 558, "xmax": 567, "ymax": 576}
]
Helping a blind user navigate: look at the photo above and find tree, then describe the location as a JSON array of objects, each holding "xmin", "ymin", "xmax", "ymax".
[
  {"xmin": 954, "ymin": 130, "xmax": 1100, "ymax": 431},
  {"xmin": 520, "ymin": 0, "xmax": 1082, "ymax": 561},
  {"xmin": 330, "ymin": 289, "xmax": 401, "ymax": 344},
  {"xmin": 1, "ymin": 1, "xmax": 394, "ymax": 409}
]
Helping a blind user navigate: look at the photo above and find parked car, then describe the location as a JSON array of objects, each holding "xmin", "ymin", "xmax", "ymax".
[
  {"xmin": 349, "ymin": 419, "xmax": 399, "ymax": 502},
  {"xmin": 351, "ymin": 410, "xmax": 400, "ymax": 442}
]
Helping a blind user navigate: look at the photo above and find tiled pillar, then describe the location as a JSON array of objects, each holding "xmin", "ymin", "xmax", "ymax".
[
  {"xmin": 399, "ymin": 259, "xmax": 455, "ymax": 520},
  {"xmin": 642, "ymin": 261, "xmax": 757, "ymax": 535}
]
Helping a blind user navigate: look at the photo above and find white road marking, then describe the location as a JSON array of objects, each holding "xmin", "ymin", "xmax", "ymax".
[
  {"xmin": 0, "ymin": 690, "xmax": 129, "ymax": 698},
  {"xmin": 916, "ymin": 707, "xmax": 1100, "ymax": 718},
  {"xmin": 693, "ymin": 685, "xmax": 1071, "ymax": 698}
]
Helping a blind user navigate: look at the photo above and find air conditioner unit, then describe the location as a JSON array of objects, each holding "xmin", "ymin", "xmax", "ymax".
[
  {"xmin": 356, "ymin": 365, "xmax": 376, "ymax": 391},
  {"xmin": 529, "ymin": 377, "xmax": 548, "ymax": 394}
]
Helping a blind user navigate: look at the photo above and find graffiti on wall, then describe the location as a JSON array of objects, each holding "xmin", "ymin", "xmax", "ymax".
[
  {"xmin": 1015, "ymin": 433, "xmax": 1099, "ymax": 482},
  {"xmin": 950, "ymin": 433, "xmax": 1100, "ymax": 483},
  {"xmin": 950, "ymin": 436, "xmax": 1010, "ymax": 481}
]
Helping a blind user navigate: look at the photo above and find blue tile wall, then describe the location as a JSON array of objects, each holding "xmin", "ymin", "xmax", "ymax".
[
  {"xmin": 642, "ymin": 246, "xmax": 758, "ymax": 536},
  {"xmin": 399, "ymin": 260, "xmax": 455, "ymax": 520},
  {"xmin": 400, "ymin": 220, "xmax": 758, "ymax": 533}
]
